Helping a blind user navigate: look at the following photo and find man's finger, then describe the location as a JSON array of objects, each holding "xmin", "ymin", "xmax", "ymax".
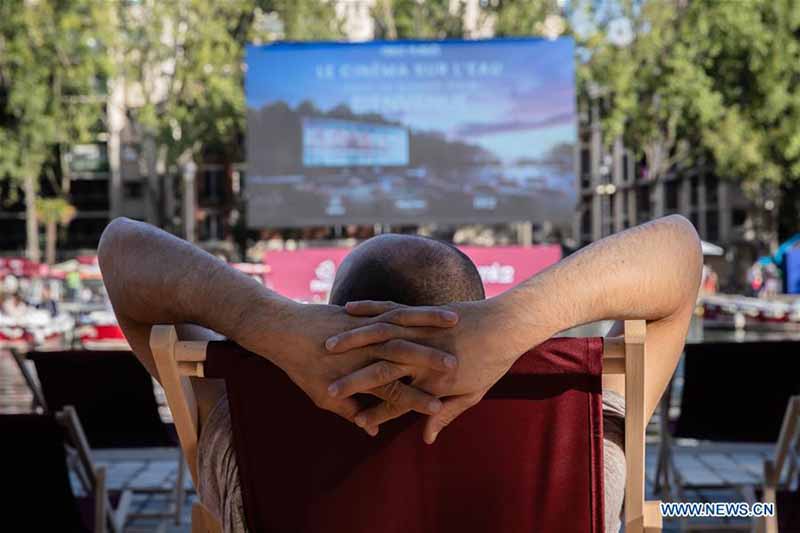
[
  {"xmin": 325, "ymin": 322, "xmax": 411, "ymax": 352},
  {"xmin": 423, "ymin": 392, "xmax": 483, "ymax": 444},
  {"xmin": 328, "ymin": 360, "xmax": 410, "ymax": 398},
  {"xmin": 355, "ymin": 382, "xmax": 442, "ymax": 428},
  {"xmin": 328, "ymin": 396, "xmax": 362, "ymax": 423},
  {"xmin": 344, "ymin": 300, "xmax": 400, "ymax": 316},
  {"xmin": 354, "ymin": 401, "xmax": 407, "ymax": 433},
  {"xmin": 371, "ymin": 307, "xmax": 459, "ymax": 328},
  {"xmin": 376, "ymin": 339, "xmax": 457, "ymax": 372}
]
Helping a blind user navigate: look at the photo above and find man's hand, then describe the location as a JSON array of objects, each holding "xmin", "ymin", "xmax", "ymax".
[
  {"xmin": 323, "ymin": 298, "xmax": 552, "ymax": 443},
  {"xmin": 324, "ymin": 216, "xmax": 703, "ymax": 443},
  {"xmin": 233, "ymin": 300, "xmax": 461, "ymax": 434}
]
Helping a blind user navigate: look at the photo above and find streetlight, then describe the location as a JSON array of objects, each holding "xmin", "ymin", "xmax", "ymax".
[{"xmin": 595, "ymin": 183, "xmax": 617, "ymax": 195}]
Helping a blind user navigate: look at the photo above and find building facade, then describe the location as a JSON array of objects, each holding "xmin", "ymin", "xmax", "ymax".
[{"xmin": 574, "ymin": 101, "xmax": 768, "ymax": 290}]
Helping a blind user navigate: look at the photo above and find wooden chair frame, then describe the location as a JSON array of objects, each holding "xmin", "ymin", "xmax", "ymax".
[
  {"xmin": 56, "ymin": 405, "xmax": 133, "ymax": 533},
  {"xmin": 150, "ymin": 319, "xmax": 662, "ymax": 533},
  {"xmin": 6, "ymin": 346, "xmax": 133, "ymax": 531},
  {"xmin": 762, "ymin": 395, "xmax": 800, "ymax": 533},
  {"xmin": 9, "ymin": 346, "xmax": 188, "ymax": 526}
]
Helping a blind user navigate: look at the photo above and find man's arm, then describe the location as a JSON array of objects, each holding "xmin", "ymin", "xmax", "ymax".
[
  {"xmin": 327, "ymin": 215, "xmax": 702, "ymax": 442},
  {"xmin": 496, "ymin": 214, "xmax": 701, "ymax": 419},
  {"xmin": 98, "ymin": 218, "xmax": 288, "ymax": 379},
  {"xmin": 97, "ymin": 218, "xmax": 461, "ymax": 424}
]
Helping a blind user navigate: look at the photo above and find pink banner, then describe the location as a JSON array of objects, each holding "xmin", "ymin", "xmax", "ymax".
[{"xmin": 264, "ymin": 244, "xmax": 561, "ymax": 303}]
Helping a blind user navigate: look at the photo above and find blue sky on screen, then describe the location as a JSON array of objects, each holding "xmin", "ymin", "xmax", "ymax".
[{"xmin": 246, "ymin": 38, "xmax": 576, "ymax": 162}]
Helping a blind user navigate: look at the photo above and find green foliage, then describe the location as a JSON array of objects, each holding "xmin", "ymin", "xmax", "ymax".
[
  {"xmin": 692, "ymin": 0, "xmax": 800, "ymax": 190},
  {"xmin": 5, "ymin": 0, "xmax": 800, "ymax": 239},
  {"xmin": 372, "ymin": 0, "xmax": 467, "ymax": 39},
  {"xmin": 121, "ymin": 0, "xmax": 344, "ymax": 169},
  {"xmin": 582, "ymin": 0, "xmax": 800, "ymax": 195},
  {"xmin": 259, "ymin": 0, "xmax": 344, "ymax": 41},
  {"xmin": 483, "ymin": 0, "xmax": 558, "ymax": 37},
  {"xmin": 36, "ymin": 197, "xmax": 76, "ymax": 225},
  {"xmin": 0, "ymin": 0, "xmax": 112, "ymax": 187}
]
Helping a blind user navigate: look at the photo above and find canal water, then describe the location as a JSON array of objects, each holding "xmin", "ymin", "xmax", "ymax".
[{"xmin": 2, "ymin": 316, "xmax": 796, "ymax": 415}]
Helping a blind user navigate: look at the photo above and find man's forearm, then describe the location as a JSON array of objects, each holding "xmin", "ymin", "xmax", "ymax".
[
  {"xmin": 98, "ymin": 218, "xmax": 291, "ymax": 375},
  {"xmin": 494, "ymin": 215, "xmax": 702, "ymax": 419},
  {"xmin": 498, "ymin": 215, "xmax": 703, "ymax": 347}
]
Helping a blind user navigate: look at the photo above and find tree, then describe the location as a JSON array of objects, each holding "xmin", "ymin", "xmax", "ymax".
[
  {"xmin": 258, "ymin": 0, "xmax": 344, "ymax": 41},
  {"xmin": 0, "ymin": 0, "xmax": 112, "ymax": 261},
  {"xmin": 579, "ymin": 1, "xmax": 719, "ymax": 185},
  {"xmin": 116, "ymin": 0, "xmax": 343, "ymax": 228},
  {"xmin": 579, "ymin": 0, "xmax": 800, "ymax": 240},
  {"xmin": 372, "ymin": 0, "xmax": 467, "ymax": 39},
  {"xmin": 36, "ymin": 197, "xmax": 76, "ymax": 265},
  {"xmin": 681, "ymin": 0, "xmax": 800, "ymax": 240},
  {"xmin": 481, "ymin": 0, "xmax": 559, "ymax": 38}
]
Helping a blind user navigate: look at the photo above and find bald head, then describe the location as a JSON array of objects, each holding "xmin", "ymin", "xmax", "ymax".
[{"xmin": 329, "ymin": 234, "xmax": 485, "ymax": 307}]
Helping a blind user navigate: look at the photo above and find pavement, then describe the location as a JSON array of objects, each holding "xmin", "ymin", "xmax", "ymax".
[{"xmin": 80, "ymin": 441, "xmax": 769, "ymax": 532}]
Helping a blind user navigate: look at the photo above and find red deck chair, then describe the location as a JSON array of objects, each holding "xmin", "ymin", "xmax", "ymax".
[{"xmin": 150, "ymin": 320, "xmax": 662, "ymax": 533}]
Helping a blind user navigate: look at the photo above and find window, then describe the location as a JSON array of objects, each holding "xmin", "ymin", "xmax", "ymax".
[
  {"xmin": 707, "ymin": 210, "xmax": 719, "ymax": 242},
  {"xmin": 200, "ymin": 212, "xmax": 225, "ymax": 241},
  {"xmin": 199, "ymin": 166, "xmax": 226, "ymax": 204},
  {"xmin": 123, "ymin": 181, "xmax": 143, "ymax": 199},
  {"xmin": 69, "ymin": 179, "xmax": 109, "ymax": 211},
  {"xmin": 622, "ymin": 153, "xmax": 631, "ymax": 183},
  {"xmin": 732, "ymin": 208, "xmax": 747, "ymax": 228},
  {"xmin": 637, "ymin": 185, "xmax": 651, "ymax": 220},
  {"xmin": 706, "ymin": 176, "xmax": 719, "ymax": 207},
  {"xmin": 65, "ymin": 217, "xmax": 107, "ymax": 249},
  {"xmin": 665, "ymin": 180, "xmax": 679, "ymax": 211},
  {"xmin": 620, "ymin": 191, "xmax": 630, "ymax": 228}
]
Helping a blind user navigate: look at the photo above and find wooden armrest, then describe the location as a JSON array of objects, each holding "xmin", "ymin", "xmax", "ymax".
[
  {"xmin": 603, "ymin": 336, "xmax": 625, "ymax": 374},
  {"xmin": 644, "ymin": 500, "xmax": 663, "ymax": 532},
  {"xmin": 626, "ymin": 501, "xmax": 662, "ymax": 533},
  {"xmin": 175, "ymin": 341, "xmax": 210, "ymax": 362}
]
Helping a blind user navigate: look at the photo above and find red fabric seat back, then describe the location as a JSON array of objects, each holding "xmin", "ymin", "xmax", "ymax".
[{"xmin": 205, "ymin": 337, "xmax": 605, "ymax": 533}]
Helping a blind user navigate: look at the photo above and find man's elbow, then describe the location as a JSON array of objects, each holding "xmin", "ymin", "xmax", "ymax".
[
  {"xmin": 98, "ymin": 217, "xmax": 138, "ymax": 277},
  {"xmin": 668, "ymin": 213, "xmax": 701, "ymax": 252},
  {"xmin": 660, "ymin": 214, "xmax": 703, "ymax": 287},
  {"xmin": 658, "ymin": 214, "xmax": 701, "ymax": 250}
]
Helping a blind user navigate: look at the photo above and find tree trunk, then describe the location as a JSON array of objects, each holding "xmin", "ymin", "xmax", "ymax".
[
  {"xmin": 59, "ymin": 144, "xmax": 72, "ymax": 195},
  {"xmin": 45, "ymin": 221, "xmax": 57, "ymax": 265},
  {"xmin": 24, "ymin": 174, "xmax": 40, "ymax": 263},
  {"xmin": 381, "ymin": 0, "xmax": 398, "ymax": 39}
]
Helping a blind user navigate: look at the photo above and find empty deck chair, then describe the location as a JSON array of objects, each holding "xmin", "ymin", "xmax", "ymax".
[
  {"xmin": 654, "ymin": 341, "xmax": 800, "ymax": 516},
  {"xmin": 151, "ymin": 320, "xmax": 661, "ymax": 533},
  {"xmin": 0, "ymin": 409, "xmax": 131, "ymax": 533},
  {"xmin": 763, "ymin": 395, "xmax": 800, "ymax": 533},
  {"xmin": 23, "ymin": 349, "xmax": 187, "ymax": 523}
]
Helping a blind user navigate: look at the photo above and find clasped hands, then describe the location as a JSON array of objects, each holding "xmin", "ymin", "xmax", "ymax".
[{"xmin": 262, "ymin": 297, "xmax": 538, "ymax": 444}]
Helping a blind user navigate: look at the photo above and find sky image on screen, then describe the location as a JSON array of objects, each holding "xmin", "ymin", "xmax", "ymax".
[{"xmin": 246, "ymin": 37, "xmax": 577, "ymax": 227}]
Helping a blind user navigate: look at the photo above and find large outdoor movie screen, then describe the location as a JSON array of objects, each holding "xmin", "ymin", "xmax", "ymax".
[{"xmin": 246, "ymin": 38, "xmax": 577, "ymax": 227}]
